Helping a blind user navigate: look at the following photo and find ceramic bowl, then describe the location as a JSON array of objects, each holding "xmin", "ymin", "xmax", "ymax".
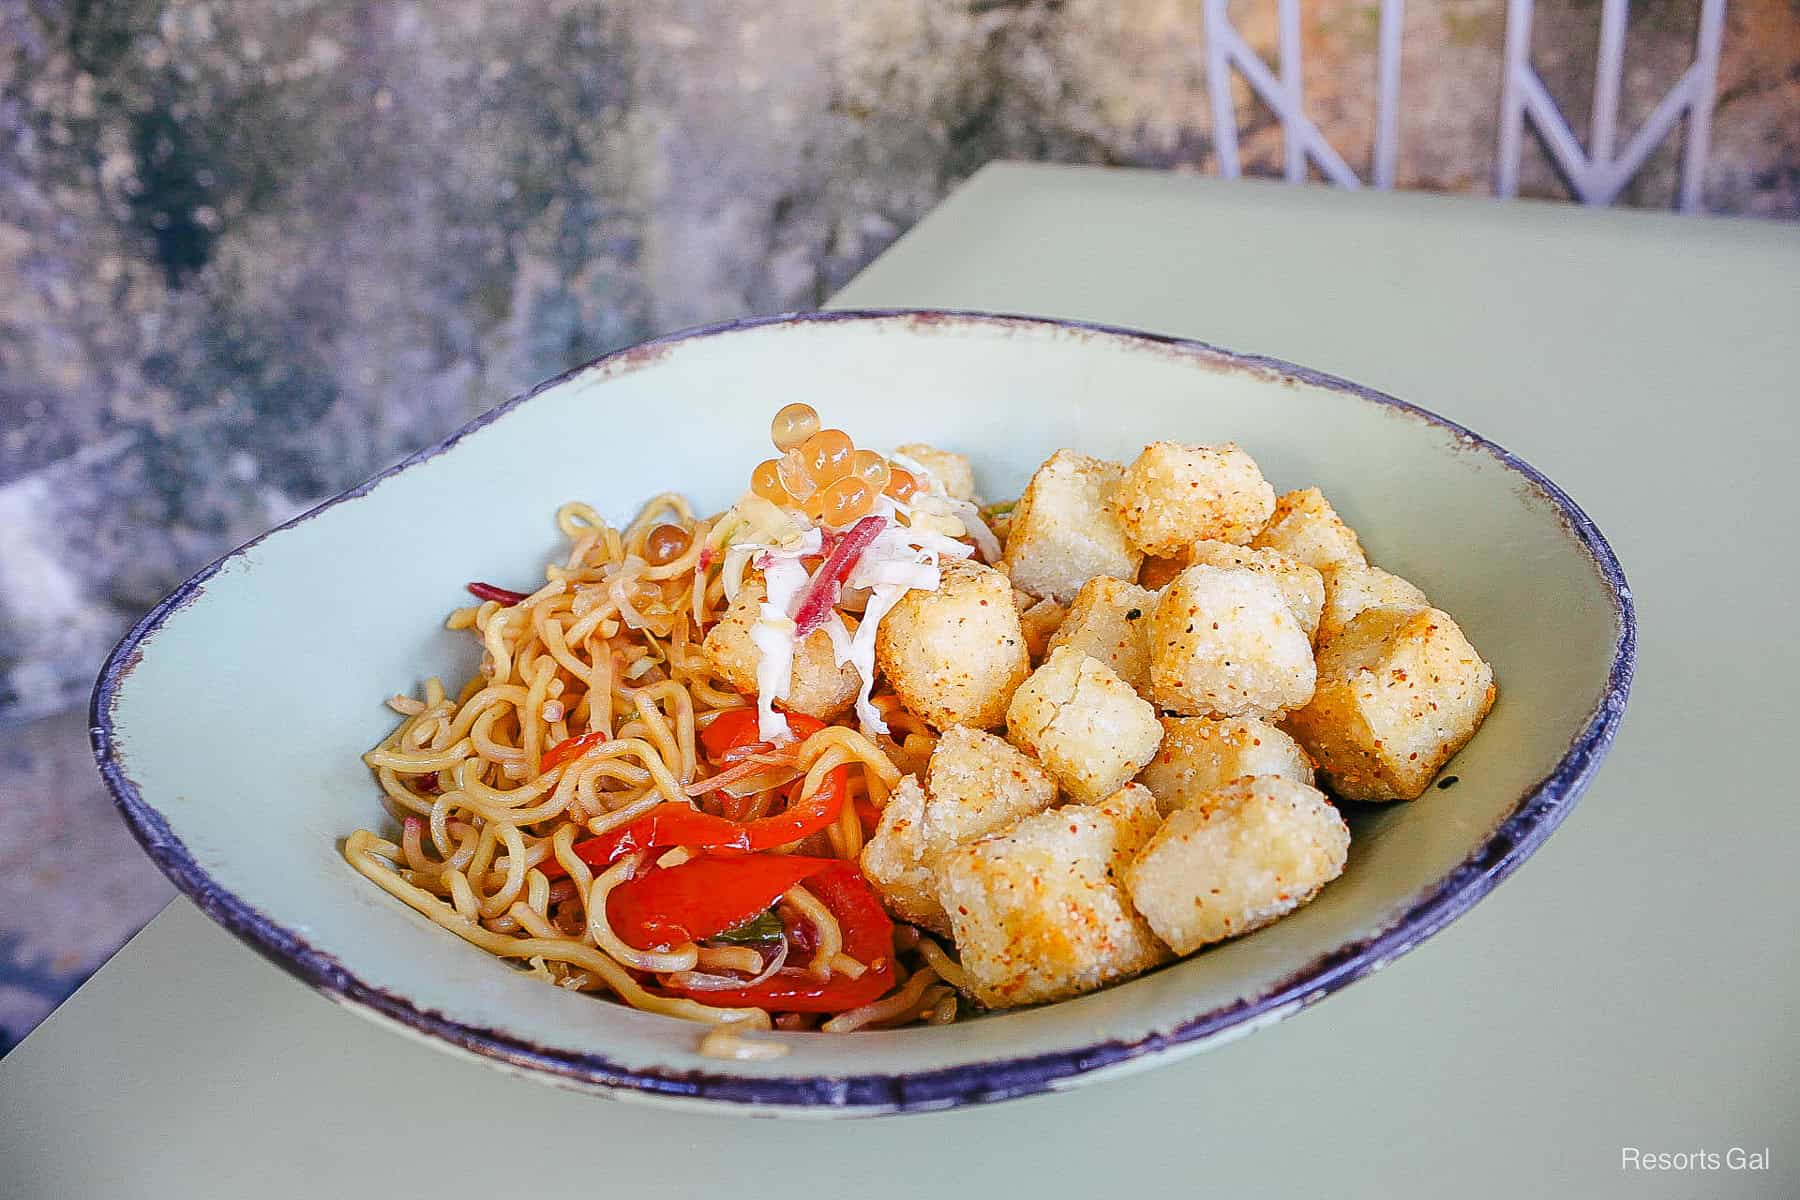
[{"xmin": 93, "ymin": 311, "xmax": 1633, "ymax": 1116}]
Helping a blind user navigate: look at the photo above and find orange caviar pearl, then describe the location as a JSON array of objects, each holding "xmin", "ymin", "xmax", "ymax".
[
  {"xmin": 850, "ymin": 448, "xmax": 890, "ymax": 493},
  {"xmin": 644, "ymin": 523, "xmax": 691, "ymax": 566},
  {"xmin": 770, "ymin": 403, "xmax": 820, "ymax": 451},
  {"xmin": 750, "ymin": 459, "xmax": 790, "ymax": 505},
  {"xmin": 816, "ymin": 475, "xmax": 875, "ymax": 527},
  {"xmin": 776, "ymin": 448, "xmax": 818, "ymax": 500},
  {"xmin": 884, "ymin": 466, "xmax": 920, "ymax": 503},
  {"xmin": 800, "ymin": 428, "xmax": 854, "ymax": 484}
]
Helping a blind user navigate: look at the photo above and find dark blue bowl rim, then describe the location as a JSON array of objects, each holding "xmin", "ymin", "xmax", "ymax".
[{"xmin": 90, "ymin": 308, "xmax": 1636, "ymax": 1114}]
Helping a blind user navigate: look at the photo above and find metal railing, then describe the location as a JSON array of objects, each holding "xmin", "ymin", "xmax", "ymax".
[{"xmin": 1204, "ymin": 0, "xmax": 1727, "ymax": 210}]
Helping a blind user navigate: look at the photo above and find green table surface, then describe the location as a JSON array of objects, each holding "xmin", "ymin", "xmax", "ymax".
[{"xmin": 4, "ymin": 164, "xmax": 1795, "ymax": 1199}]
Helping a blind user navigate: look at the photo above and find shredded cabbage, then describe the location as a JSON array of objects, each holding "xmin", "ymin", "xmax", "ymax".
[
  {"xmin": 750, "ymin": 551, "xmax": 813, "ymax": 741},
  {"xmin": 938, "ymin": 495, "xmax": 1002, "ymax": 561},
  {"xmin": 719, "ymin": 461, "xmax": 990, "ymax": 742},
  {"xmin": 888, "ymin": 451, "xmax": 1002, "ymax": 562},
  {"xmin": 842, "ymin": 583, "xmax": 910, "ymax": 734},
  {"xmin": 721, "ymin": 498, "xmax": 814, "ymax": 603}
]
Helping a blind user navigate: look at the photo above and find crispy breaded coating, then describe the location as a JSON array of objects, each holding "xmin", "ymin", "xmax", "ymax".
[
  {"xmin": 1186, "ymin": 540, "xmax": 1324, "ymax": 643},
  {"xmin": 1147, "ymin": 564, "xmax": 1316, "ymax": 720},
  {"xmin": 1316, "ymin": 561, "xmax": 1429, "ymax": 644},
  {"xmin": 701, "ymin": 578, "xmax": 859, "ymax": 720},
  {"xmin": 1086, "ymin": 782, "xmax": 1164, "ymax": 869},
  {"xmin": 1045, "ymin": 576, "xmax": 1158, "ymax": 693},
  {"xmin": 875, "ymin": 558, "xmax": 1030, "ymax": 731},
  {"xmin": 923, "ymin": 727, "xmax": 1058, "ymax": 846},
  {"xmin": 1126, "ymin": 775, "xmax": 1349, "ymax": 955},
  {"xmin": 1283, "ymin": 605, "xmax": 1496, "ymax": 801},
  {"xmin": 858, "ymin": 776, "xmax": 941, "ymax": 931},
  {"xmin": 1006, "ymin": 646, "xmax": 1163, "ymax": 803},
  {"xmin": 1250, "ymin": 487, "xmax": 1367, "ymax": 571},
  {"xmin": 895, "ymin": 443, "xmax": 979, "ymax": 502},
  {"xmin": 1003, "ymin": 450, "xmax": 1142, "ymax": 602},
  {"xmin": 1115, "ymin": 441, "xmax": 1276, "ymax": 555},
  {"xmin": 938, "ymin": 803, "xmax": 1171, "ymax": 1008},
  {"xmin": 1135, "ymin": 715, "xmax": 1314, "ymax": 814},
  {"xmin": 862, "ymin": 730, "xmax": 1059, "ymax": 932}
]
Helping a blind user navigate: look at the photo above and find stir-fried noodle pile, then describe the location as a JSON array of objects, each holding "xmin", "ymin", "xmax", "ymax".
[{"xmin": 346, "ymin": 494, "xmax": 968, "ymax": 1047}]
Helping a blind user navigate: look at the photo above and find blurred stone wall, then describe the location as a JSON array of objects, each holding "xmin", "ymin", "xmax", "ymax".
[{"xmin": 2, "ymin": 0, "xmax": 1796, "ymax": 722}]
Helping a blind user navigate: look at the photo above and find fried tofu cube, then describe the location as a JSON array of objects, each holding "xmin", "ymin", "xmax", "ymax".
[
  {"xmin": 895, "ymin": 443, "xmax": 979, "ymax": 502},
  {"xmin": 1115, "ymin": 442, "xmax": 1276, "ymax": 555},
  {"xmin": 1135, "ymin": 716, "xmax": 1314, "ymax": 814},
  {"xmin": 1005, "ymin": 646, "xmax": 1163, "ymax": 802},
  {"xmin": 1187, "ymin": 541, "xmax": 1324, "ymax": 643},
  {"xmin": 858, "ymin": 776, "xmax": 940, "ymax": 931},
  {"xmin": 1126, "ymin": 775, "xmax": 1349, "ymax": 955},
  {"xmin": 937, "ymin": 803, "xmax": 1171, "ymax": 1008},
  {"xmin": 1086, "ymin": 782, "xmax": 1164, "ymax": 868},
  {"xmin": 922, "ymin": 727, "xmax": 1059, "ymax": 847},
  {"xmin": 861, "ymin": 729, "xmax": 1058, "ymax": 932},
  {"xmin": 1316, "ymin": 561, "xmax": 1429, "ymax": 644},
  {"xmin": 1283, "ymin": 605, "xmax": 1496, "ymax": 801},
  {"xmin": 1250, "ymin": 487, "xmax": 1367, "ymax": 571},
  {"xmin": 1003, "ymin": 450, "xmax": 1142, "ymax": 602},
  {"xmin": 1013, "ymin": 591, "xmax": 1068, "ymax": 662},
  {"xmin": 702, "ymin": 578, "xmax": 859, "ymax": 720},
  {"xmin": 1045, "ymin": 576, "xmax": 1158, "ymax": 693},
  {"xmin": 1147, "ymin": 565, "xmax": 1316, "ymax": 720},
  {"xmin": 875, "ymin": 559, "xmax": 1031, "ymax": 731}
]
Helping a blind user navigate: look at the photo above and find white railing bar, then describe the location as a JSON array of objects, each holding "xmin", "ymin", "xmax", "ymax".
[
  {"xmin": 1593, "ymin": 62, "xmax": 1700, "ymax": 202},
  {"xmin": 1295, "ymin": 110, "xmax": 1363, "ymax": 188},
  {"xmin": 1680, "ymin": 0, "xmax": 1727, "ymax": 210},
  {"xmin": 1213, "ymin": 18, "xmax": 1363, "ymax": 187},
  {"xmin": 1591, "ymin": 0, "xmax": 1629, "ymax": 165},
  {"xmin": 1203, "ymin": 0, "xmax": 1241, "ymax": 179},
  {"xmin": 1373, "ymin": 0, "xmax": 1406, "ymax": 189},
  {"xmin": 1500, "ymin": 0, "xmax": 1726, "ymax": 209},
  {"xmin": 1206, "ymin": 0, "xmax": 1719, "ymax": 210},
  {"xmin": 1519, "ymin": 68, "xmax": 1597, "ymax": 196},
  {"xmin": 1279, "ymin": 0, "xmax": 1306, "ymax": 181},
  {"xmin": 1495, "ymin": 0, "xmax": 1536, "ymax": 197}
]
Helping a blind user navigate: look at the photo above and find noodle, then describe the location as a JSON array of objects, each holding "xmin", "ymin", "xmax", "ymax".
[
  {"xmin": 345, "ymin": 832, "xmax": 767, "ymax": 1028},
  {"xmin": 913, "ymin": 932, "xmax": 972, "ymax": 995},
  {"xmin": 347, "ymin": 491, "xmax": 968, "ymax": 1045},
  {"xmin": 587, "ymin": 855, "xmax": 700, "ymax": 974},
  {"xmin": 695, "ymin": 945, "xmax": 765, "ymax": 974},
  {"xmin": 821, "ymin": 966, "xmax": 941, "ymax": 1033},
  {"xmin": 782, "ymin": 883, "xmax": 843, "ymax": 981},
  {"xmin": 697, "ymin": 1026, "xmax": 789, "ymax": 1061}
]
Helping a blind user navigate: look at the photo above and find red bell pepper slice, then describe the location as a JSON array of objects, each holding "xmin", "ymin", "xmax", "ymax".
[
  {"xmin": 467, "ymin": 581, "xmax": 529, "ymax": 605},
  {"xmin": 605, "ymin": 854, "xmax": 837, "ymax": 950},
  {"xmin": 743, "ymin": 762, "xmax": 846, "ymax": 849},
  {"xmin": 536, "ymin": 700, "xmax": 844, "ymax": 881},
  {"xmin": 537, "ymin": 805, "xmax": 750, "ymax": 880},
  {"xmin": 539, "ymin": 729, "xmax": 609, "ymax": 773},
  {"xmin": 661, "ymin": 861, "xmax": 895, "ymax": 1012},
  {"xmin": 699, "ymin": 709, "xmax": 823, "ymax": 762},
  {"xmin": 698, "ymin": 708, "xmax": 761, "ymax": 759},
  {"xmin": 792, "ymin": 514, "xmax": 885, "ymax": 637},
  {"xmin": 536, "ymin": 766, "xmax": 848, "ymax": 880}
]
